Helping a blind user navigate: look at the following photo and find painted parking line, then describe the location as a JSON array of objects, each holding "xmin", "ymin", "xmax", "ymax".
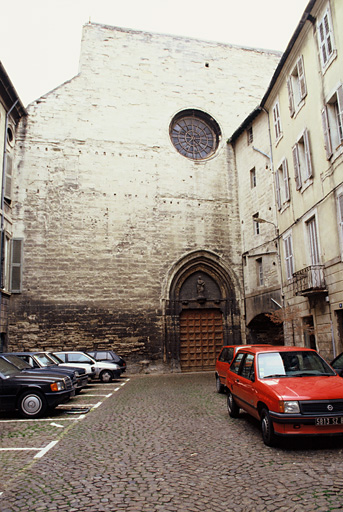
[{"xmin": 0, "ymin": 440, "xmax": 58, "ymax": 459}]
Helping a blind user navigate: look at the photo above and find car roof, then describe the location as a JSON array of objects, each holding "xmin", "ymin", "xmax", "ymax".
[{"xmin": 234, "ymin": 346, "xmax": 316, "ymax": 355}]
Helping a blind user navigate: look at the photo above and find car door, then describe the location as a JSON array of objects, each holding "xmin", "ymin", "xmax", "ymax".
[
  {"xmin": 217, "ymin": 347, "xmax": 234, "ymax": 383},
  {"xmin": 231, "ymin": 353, "xmax": 259, "ymax": 419}
]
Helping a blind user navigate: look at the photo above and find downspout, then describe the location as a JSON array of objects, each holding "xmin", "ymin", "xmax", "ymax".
[{"xmin": 0, "ymin": 99, "xmax": 18, "ymax": 350}]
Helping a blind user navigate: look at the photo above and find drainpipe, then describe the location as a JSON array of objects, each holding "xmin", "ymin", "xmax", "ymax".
[{"xmin": 0, "ymin": 99, "xmax": 18, "ymax": 350}]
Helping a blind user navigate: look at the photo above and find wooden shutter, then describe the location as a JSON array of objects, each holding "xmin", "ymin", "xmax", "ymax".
[
  {"xmin": 283, "ymin": 159, "xmax": 290, "ymax": 202},
  {"xmin": 287, "ymin": 78, "xmax": 295, "ymax": 117},
  {"xmin": 4, "ymin": 154, "xmax": 13, "ymax": 201},
  {"xmin": 321, "ymin": 106, "xmax": 332, "ymax": 159},
  {"xmin": 11, "ymin": 238, "xmax": 23, "ymax": 293},
  {"xmin": 292, "ymin": 145, "xmax": 302, "ymax": 190},
  {"xmin": 297, "ymin": 56, "xmax": 307, "ymax": 99},
  {"xmin": 337, "ymin": 85, "xmax": 343, "ymax": 143},
  {"xmin": 275, "ymin": 167, "xmax": 281, "ymax": 210},
  {"xmin": 304, "ymin": 129, "xmax": 313, "ymax": 179}
]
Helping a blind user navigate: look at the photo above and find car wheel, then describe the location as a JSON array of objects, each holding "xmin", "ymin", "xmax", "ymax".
[
  {"xmin": 18, "ymin": 390, "xmax": 47, "ymax": 418},
  {"xmin": 216, "ymin": 375, "xmax": 225, "ymax": 394},
  {"xmin": 261, "ymin": 408, "xmax": 276, "ymax": 447},
  {"xmin": 227, "ymin": 391, "xmax": 240, "ymax": 418},
  {"xmin": 99, "ymin": 370, "xmax": 113, "ymax": 383}
]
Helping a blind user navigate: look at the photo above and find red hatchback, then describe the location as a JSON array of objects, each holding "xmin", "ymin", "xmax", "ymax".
[{"xmin": 226, "ymin": 346, "xmax": 343, "ymax": 446}]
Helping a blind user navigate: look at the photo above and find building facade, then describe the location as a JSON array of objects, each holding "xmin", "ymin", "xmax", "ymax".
[
  {"xmin": 228, "ymin": 108, "xmax": 283, "ymax": 345},
  {"xmin": 261, "ymin": 0, "xmax": 343, "ymax": 361},
  {"xmin": 7, "ymin": 24, "xmax": 281, "ymax": 371},
  {"xmin": 0, "ymin": 62, "xmax": 26, "ymax": 352}
]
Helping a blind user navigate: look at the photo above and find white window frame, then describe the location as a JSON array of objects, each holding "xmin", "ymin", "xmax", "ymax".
[
  {"xmin": 317, "ymin": 4, "xmax": 336, "ymax": 71},
  {"xmin": 253, "ymin": 213, "xmax": 260, "ymax": 235},
  {"xmin": 283, "ymin": 232, "xmax": 294, "ymax": 281},
  {"xmin": 287, "ymin": 55, "xmax": 307, "ymax": 117},
  {"xmin": 256, "ymin": 258, "xmax": 264, "ymax": 287},
  {"xmin": 292, "ymin": 129, "xmax": 313, "ymax": 190},
  {"xmin": 321, "ymin": 84, "xmax": 343, "ymax": 159},
  {"xmin": 303, "ymin": 212, "xmax": 321, "ymax": 266},
  {"xmin": 275, "ymin": 158, "xmax": 290, "ymax": 210},
  {"xmin": 250, "ymin": 167, "xmax": 256, "ymax": 188},
  {"xmin": 336, "ymin": 187, "xmax": 343, "ymax": 259},
  {"xmin": 272, "ymin": 100, "xmax": 282, "ymax": 143}
]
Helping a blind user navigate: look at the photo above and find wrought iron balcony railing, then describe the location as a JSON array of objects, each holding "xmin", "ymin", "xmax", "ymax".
[{"xmin": 292, "ymin": 265, "xmax": 326, "ymax": 296}]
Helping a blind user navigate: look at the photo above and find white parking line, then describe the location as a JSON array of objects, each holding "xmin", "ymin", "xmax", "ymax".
[
  {"xmin": 0, "ymin": 440, "xmax": 59, "ymax": 459},
  {"xmin": 34, "ymin": 440, "xmax": 58, "ymax": 459},
  {"xmin": 0, "ymin": 414, "xmax": 86, "ymax": 423}
]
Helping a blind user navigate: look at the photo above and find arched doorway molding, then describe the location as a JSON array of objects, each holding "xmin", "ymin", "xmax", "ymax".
[{"xmin": 162, "ymin": 250, "xmax": 242, "ymax": 370}]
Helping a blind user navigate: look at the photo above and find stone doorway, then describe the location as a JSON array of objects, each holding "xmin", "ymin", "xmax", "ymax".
[{"xmin": 179, "ymin": 309, "xmax": 224, "ymax": 371}]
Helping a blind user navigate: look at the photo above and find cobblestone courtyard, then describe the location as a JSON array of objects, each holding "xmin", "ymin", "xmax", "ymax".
[{"xmin": 1, "ymin": 372, "xmax": 343, "ymax": 511}]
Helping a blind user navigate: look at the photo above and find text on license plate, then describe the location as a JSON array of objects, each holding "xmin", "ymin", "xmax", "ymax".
[{"xmin": 315, "ymin": 417, "xmax": 343, "ymax": 426}]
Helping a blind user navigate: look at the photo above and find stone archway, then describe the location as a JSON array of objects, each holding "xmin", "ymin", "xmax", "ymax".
[
  {"xmin": 163, "ymin": 251, "xmax": 242, "ymax": 371},
  {"xmin": 246, "ymin": 313, "xmax": 284, "ymax": 345}
]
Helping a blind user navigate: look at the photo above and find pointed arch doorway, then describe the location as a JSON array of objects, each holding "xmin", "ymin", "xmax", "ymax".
[{"xmin": 164, "ymin": 251, "xmax": 242, "ymax": 372}]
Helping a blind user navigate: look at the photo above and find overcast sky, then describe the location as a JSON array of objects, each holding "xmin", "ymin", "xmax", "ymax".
[{"xmin": 2, "ymin": 0, "xmax": 310, "ymax": 106}]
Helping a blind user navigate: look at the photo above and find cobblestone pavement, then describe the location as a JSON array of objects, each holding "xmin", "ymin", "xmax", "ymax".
[{"xmin": 1, "ymin": 372, "xmax": 343, "ymax": 511}]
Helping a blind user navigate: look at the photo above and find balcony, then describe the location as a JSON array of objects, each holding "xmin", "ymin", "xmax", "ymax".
[{"xmin": 292, "ymin": 265, "xmax": 326, "ymax": 296}]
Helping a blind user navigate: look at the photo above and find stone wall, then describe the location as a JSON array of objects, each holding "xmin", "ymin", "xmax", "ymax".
[{"xmin": 9, "ymin": 24, "xmax": 281, "ymax": 369}]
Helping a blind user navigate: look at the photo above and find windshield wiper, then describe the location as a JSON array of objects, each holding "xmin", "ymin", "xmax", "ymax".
[{"xmin": 263, "ymin": 374, "xmax": 286, "ymax": 378}]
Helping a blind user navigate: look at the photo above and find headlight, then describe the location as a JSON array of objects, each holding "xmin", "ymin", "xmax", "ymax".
[
  {"xmin": 279, "ymin": 401, "xmax": 300, "ymax": 414},
  {"xmin": 50, "ymin": 381, "xmax": 65, "ymax": 392}
]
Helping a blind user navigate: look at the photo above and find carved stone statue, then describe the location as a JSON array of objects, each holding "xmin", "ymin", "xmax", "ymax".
[{"xmin": 196, "ymin": 276, "xmax": 205, "ymax": 296}]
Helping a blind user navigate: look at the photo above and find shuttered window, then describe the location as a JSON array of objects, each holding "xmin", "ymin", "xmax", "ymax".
[
  {"xmin": 284, "ymin": 234, "xmax": 294, "ymax": 280},
  {"xmin": 321, "ymin": 85, "xmax": 343, "ymax": 158},
  {"xmin": 307, "ymin": 217, "xmax": 320, "ymax": 265},
  {"xmin": 292, "ymin": 129, "xmax": 313, "ymax": 190},
  {"xmin": 4, "ymin": 154, "xmax": 13, "ymax": 202},
  {"xmin": 317, "ymin": 6, "xmax": 335, "ymax": 70},
  {"xmin": 276, "ymin": 159, "xmax": 290, "ymax": 209},
  {"xmin": 11, "ymin": 238, "xmax": 23, "ymax": 293},
  {"xmin": 287, "ymin": 55, "xmax": 307, "ymax": 116},
  {"xmin": 272, "ymin": 101, "xmax": 282, "ymax": 142}
]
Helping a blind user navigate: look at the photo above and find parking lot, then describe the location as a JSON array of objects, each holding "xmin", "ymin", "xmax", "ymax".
[{"xmin": 1, "ymin": 372, "xmax": 343, "ymax": 511}]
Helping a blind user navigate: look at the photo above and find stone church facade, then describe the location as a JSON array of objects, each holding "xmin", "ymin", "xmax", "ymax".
[{"xmin": 8, "ymin": 23, "xmax": 281, "ymax": 372}]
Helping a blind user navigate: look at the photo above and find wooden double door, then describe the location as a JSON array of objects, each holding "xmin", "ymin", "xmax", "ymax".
[{"xmin": 180, "ymin": 309, "xmax": 223, "ymax": 371}]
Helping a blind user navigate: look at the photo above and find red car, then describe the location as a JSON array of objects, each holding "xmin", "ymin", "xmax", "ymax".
[
  {"xmin": 215, "ymin": 344, "xmax": 269, "ymax": 394},
  {"xmin": 225, "ymin": 346, "xmax": 343, "ymax": 446}
]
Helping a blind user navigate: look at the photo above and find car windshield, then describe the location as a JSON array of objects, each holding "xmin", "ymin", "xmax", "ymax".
[
  {"xmin": 47, "ymin": 353, "xmax": 63, "ymax": 364},
  {"xmin": 258, "ymin": 351, "xmax": 336, "ymax": 378},
  {"xmin": 35, "ymin": 353, "xmax": 56, "ymax": 366},
  {"xmin": 2, "ymin": 355, "xmax": 31, "ymax": 370},
  {"xmin": 0, "ymin": 358, "xmax": 20, "ymax": 377}
]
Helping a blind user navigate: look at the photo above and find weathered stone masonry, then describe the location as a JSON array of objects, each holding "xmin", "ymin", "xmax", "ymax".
[{"xmin": 9, "ymin": 24, "xmax": 281, "ymax": 370}]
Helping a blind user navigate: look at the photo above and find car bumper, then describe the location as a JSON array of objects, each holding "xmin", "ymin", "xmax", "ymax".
[
  {"xmin": 76, "ymin": 375, "xmax": 89, "ymax": 388},
  {"xmin": 45, "ymin": 390, "xmax": 73, "ymax": 408},
  {"xmin": 270, "ymin": 411, "xmax": 343, "ymax": 436}
]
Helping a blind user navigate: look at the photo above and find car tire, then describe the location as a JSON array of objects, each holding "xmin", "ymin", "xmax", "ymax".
[
  {"xmin": 18, "ymin": 390, "xmax": 47, "ymax": 418},
  {"xmin": 261, "ymin": 408, "xmax": 276, "ymax": 447},
  {"xmin": 216, "ymin": 375, "xmax": 225, "ymax": 394},
  {"xmin": 99, "ymin": 370, "xmax": 113, "ymax": 383},
  {"xmin": 227, "ymin": 391, "xmax": 240, "ymax": 418}
]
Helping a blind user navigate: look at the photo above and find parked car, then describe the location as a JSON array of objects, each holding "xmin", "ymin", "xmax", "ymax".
[
  {"xmin": 8, "ymin": 352, "xmax": 88, "ymax": 394},
  {"xmin": 54, "ymin": 351, "xmax": 121, "ymax": 382},
  {"xmin": 225, "ymin": 345, "xmax": 343, "ymax": 446},
  {"xmin": 0, "ymin": 357, "xmax": 73, "ymax": 418},
  {"xmin": 330, "ymin": 353, "xmax": 343, "ymax": 376},
  {"xmin": 215, "ymin": 344, "xmax": 269, "ymax": 393},
  {"xmin": 87, "ymin": 350, "xmax": 126, "ymax": 374}
]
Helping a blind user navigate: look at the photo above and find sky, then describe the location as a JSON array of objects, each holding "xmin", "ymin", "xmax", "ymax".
[{"xmin": 1, "ymin": 0, "xmax": 310, "ymax": 106}]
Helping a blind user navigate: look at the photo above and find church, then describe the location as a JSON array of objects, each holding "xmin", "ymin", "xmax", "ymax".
[{"xmin": 7, "ymin": 23, "xmax": 281, "ymax": 371}]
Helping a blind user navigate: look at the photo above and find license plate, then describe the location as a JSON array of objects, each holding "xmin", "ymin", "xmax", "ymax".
[{"xmin": 315, "ymin": 417, "xmax": 343, "ymax": 426}]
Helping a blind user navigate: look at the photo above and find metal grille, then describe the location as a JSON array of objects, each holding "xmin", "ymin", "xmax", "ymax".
[
  {"xmin": 179, "ymin": 309, "xmax": 223, "ymax": 371},
  {"xmin": 300, "ymin": 400, "xmax": 343, "ymax": 415}
]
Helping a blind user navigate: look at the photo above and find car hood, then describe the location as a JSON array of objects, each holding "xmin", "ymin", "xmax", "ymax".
[
  {"xmin": 5, "ymin": 371, "xmax": 65, "ymax": 383},
  {"xmin": 261, "ymin": 375, "xmax": 343, "ymax": 400}
]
